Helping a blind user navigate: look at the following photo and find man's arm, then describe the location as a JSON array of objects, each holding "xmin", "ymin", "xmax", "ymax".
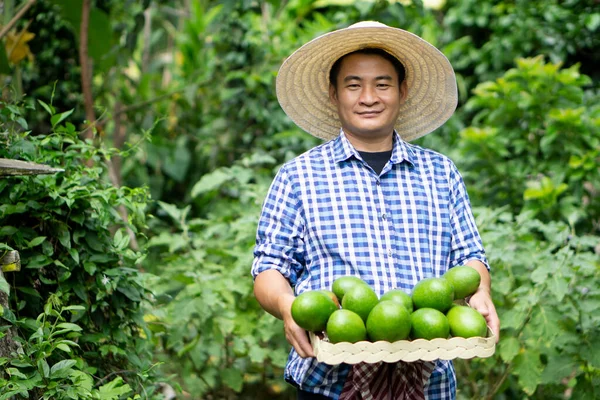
[
  {"xmin": 464, "ymin": 260, "xmax": 500, "ymax": 342},
  {"xmin": 254, "ymin": 269, "xmax": 314, "ymax": 358}
]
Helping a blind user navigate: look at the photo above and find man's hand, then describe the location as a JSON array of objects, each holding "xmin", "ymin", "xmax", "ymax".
[
  {"xmin": 464, "ymin": 260, "xmax": 501, "ymax": 342},
  {"xmin": 468, "ymin": 286, "xmax": 500, "ymax": 342},
  {"xmin": 278, "ymin": 293, "xmax": 315, "ymax": 358},
  {"xmin": 253, "ymin": 270, "xmax": 315, "ymax": 358}
]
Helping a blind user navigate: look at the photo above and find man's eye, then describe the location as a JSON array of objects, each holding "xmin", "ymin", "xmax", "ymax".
[
  {"xmin": 347, "ymin": 84, "xmax": 360, "ymax": 89},
  {"xmin": 377, "ymin": 84, "xmax": 390, "ymax": 88}
]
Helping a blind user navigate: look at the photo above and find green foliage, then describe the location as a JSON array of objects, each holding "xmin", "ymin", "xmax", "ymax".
[
  {"xmin": 0, "ymin": 302, "xmax": 136, "ymax": 400},
  {"xmin": 455, "ymin": 208, "xmax": 600, "ymax": 399},
  {"xmin": 4, "ymin": 0, "xmax": 599, "ymax": 398},
  {"xmin": 0, "ymin": 98, "xmax": 161, "ymax": 397},
  {"xmin": 144, "ymin": 153, "xmax": 293, "ymax": 398},
  {"xmin": 443, "ymin": 0, "xmax": 600, "ymax": 88},
  {"xmin": 456, "ymin": 56, "xmax": 600, "ymax": 234}
]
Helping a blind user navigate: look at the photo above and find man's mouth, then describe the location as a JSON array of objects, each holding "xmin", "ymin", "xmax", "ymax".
[{"xmin": 357, "ymin": 111, "xmax": 382, "ymax": 116}]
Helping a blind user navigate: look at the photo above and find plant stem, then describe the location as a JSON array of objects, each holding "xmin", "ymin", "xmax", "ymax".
[
  {"xmin": 0, "ymin": 0, "xmax": 36, "ymax": 40},
  {"xmin": 79, "ymin": 0, "xmax": 96, "ymax": 141},
  {"xmin": 487, "ymin": 364, "xmax": 511, "ymax": 400}
]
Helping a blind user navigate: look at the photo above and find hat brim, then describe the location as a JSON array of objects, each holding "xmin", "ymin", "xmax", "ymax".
[{"xmin": 276, "ymin": 24, "xmax": 458, "ymax": 142}]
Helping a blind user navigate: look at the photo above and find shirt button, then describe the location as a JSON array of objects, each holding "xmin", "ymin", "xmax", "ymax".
[
  {"xmin": 382, "ymin": 213, "xmax": 387, "ymax": 220},
  {"xmin": 376, "ymin": 181, "xmax": 380, "ymax": 186},
  {"xmin": 388, "ymin": 249, "xmax": 393, "ymax": 257}
]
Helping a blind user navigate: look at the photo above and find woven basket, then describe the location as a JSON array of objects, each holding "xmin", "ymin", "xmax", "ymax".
[{"xmin": 310, "ymin": 328, "xmax": 496, "ymax": 365}]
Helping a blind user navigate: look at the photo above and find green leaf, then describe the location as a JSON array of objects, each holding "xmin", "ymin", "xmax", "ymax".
[
  {"xmin": 498, "ymin": 336, "xmax": 520, "ymax": 362},
  {"xmin": 1, "ymin": 307, "xmax": 16, "ymax": 323},
  {"xmin": 50, "ymin": 109, "xmax": 74, "ymax": 128},
  {"xmin": 62, "ymin": 305, "xmax": 86, "ymax": 312},
  {"xmin": 83, "ymin": 261, "xmax": 97, "ymax": 275},
  {"xmin": 26, "ymin": 236, "xmax": 47, "ymax": 248},
  {"xmin": 513, "ymin": 351, "xmax": 543, "ymax": 395},
  {"xmin": 581, "ymin": 336, "xmax": 600, "ymax": 368},
  {"xmin": 38, "ymin": 359, "xmax": 50, "ymax": 378},
  {"xmin": 16, "ymin": 286, "xmax": 41, "ymax": 298},
  {"xmin": 540, "ymin": 355, "xmax": 576, "ymax": 384},
  {"xmin": 113, "ymin": 229, "xmax": 130, "ymax": 250},
  {"xmin": 56, "ymin": 343, "xmax": 72, "ymax": 353},
  {"xmin": 0, "ymin": 226, "xmax": 18, "ymax": 236},
  {"xmin": 55, "ymin": 322, "xmax": 83, "ymax": 332},
  {"xmin": 37, "ymin": 99, "xmax": 55, "ymax": 115},
  {"xmin": 585, "ymin": 13, "xmax": 600, "ymax": 31},
  {"xmin": 548, "ymin": 274, "xmax": 569, "ymax": 302},
  {"xmin": 97, "ymin": 376, "xmax": 132, "ymax": 398},
  {"xmin": 50, "ymin": 359, "xmax": 77, "ymax": 378},
  {"xmin": 68, "ymin": 248, "xmax": 80, "ymax": 264},
  {"xmin": 500, "ymin": 308, "xmax": 525, "ymax": 330},
  {"xmin": 0, "ymin": 275, "xmax": 9, "ymax": 295},
  {"xmin": 248, "ymin": 345, "xmax": 268, "ymax": 363},
  {"xmin": 9, "ymin": 359, "xmax": 32, "ymax": 368},
  {"xmin": 221, "ymin": 367, "xmax": 243, "ymax": 392},
  {"xmin": 6, "ymin": 367, "xmax": 27, "ymax": 379},
  {"xmin": 116, "ymin": 286, "xmax": 141, "ymax": 302},
  {"xmin": 58, "ymin": 224, "xmax": 71, "ymax": 249},
  {"xmin": 191, "ymin": 169, "xmax": 232, "ymax": 198}
]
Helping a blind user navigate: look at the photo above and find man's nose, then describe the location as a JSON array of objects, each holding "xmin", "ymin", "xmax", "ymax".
[{"xmin": 359, "ymin": 86, "xmax": 378, "ymax": 105}]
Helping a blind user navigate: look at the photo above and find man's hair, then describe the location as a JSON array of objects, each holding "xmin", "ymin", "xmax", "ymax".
[{"xmin": 329, "ymin": 48, "xmax": 406, "ymax": 90}]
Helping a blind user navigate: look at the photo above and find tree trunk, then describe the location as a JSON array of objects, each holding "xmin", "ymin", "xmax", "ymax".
[{"xmin": 0, "ymin": 271, "xmax": 19, "ymax": 361}]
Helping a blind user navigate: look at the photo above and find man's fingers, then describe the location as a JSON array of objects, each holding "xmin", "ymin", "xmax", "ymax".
[
  {"xmin": 289, "ymin": 333, "xmax": 314, "ymax": 358},
  {"xmin": 285, "ymin": 321, "xmax": 315, "ymax": 358}
]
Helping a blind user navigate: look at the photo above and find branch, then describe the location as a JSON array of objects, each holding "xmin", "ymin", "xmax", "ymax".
[
  {"xmin": 105, "ymin": 102, "xmax": 140, "ymax": 251},
  {"xmin": 114, "ymin": 88, "xmax": 186, "ymax": 116},
  {"xmin": 79, "ymin": 0, "xmax": 95, "ymax": 140},
  {"xmin": 93, "ymin": 369, "xmax": 136, "ymax": 387},
  {"xmin": 0, "ymin": 0, "xmax": 36, "ymax": 40}
]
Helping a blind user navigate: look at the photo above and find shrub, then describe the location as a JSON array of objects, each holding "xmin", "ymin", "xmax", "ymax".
[{"xmin": 0, "ymin": 97, "xmax": 160, "ymax": 398}]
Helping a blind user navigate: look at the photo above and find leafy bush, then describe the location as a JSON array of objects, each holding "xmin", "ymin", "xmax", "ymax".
[
  {"xmin": 456, "ymin": 56, "xmax": 600, "ymax": 234},
  {"xmin": 443, "ymin": 0, "xmax": 600, "ymax": 89},
  {"xmin": 143, "ymin": 153, "xmax": 294, "ymax": 398},
  {"xmin": 1, "ymin": 302, "xmax": 136, "ymax": 399},
  {"xmin": 455, "ymin": 207, "xmax": 600, "ymax": 399},
  {"xmin": 0, "ymin": 98, "xmax": 160, "ymax": 398}
]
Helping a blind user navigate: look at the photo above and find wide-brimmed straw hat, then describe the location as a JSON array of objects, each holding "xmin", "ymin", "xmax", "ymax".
[{"xmin": 275, "ymin": 21, "xmax": 458, "ymax": 142}]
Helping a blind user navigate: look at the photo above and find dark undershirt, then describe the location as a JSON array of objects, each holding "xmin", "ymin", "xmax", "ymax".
[{"xmin": 358, "ymin": 150, "xmax": 393, "ymax": 175}]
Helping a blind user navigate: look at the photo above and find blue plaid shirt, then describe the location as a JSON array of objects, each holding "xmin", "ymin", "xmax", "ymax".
[{"xmin": 252, "ymin": 131, "xmax": 487, "ymax": 399}]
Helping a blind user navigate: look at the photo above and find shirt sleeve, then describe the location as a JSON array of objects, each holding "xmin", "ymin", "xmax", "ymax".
[
  {"xmin": 251, "ymin": 165, "xmax": 306, "ymax": 286},
  {"xmin": 448, "ymin": 161, "xmax": 489, "ymax": 270}
]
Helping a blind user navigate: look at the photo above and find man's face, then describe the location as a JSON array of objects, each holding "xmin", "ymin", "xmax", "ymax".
[{"xmin": 329, "ymin": 53, "xmax": 407, "ymax": 144}]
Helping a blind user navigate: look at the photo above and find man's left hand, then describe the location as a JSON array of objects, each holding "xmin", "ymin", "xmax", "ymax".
[{"xmin": 468, "ymin": 287, "xmax": 500, "ymax": 342}]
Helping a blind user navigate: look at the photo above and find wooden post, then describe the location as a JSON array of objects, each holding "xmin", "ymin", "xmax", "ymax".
[
  {"xmin": 0, "ymin": 251, "xmax": 20, "ymax": 359},
  {"xmin": 0, "ymin": 158, "xmax": 64, "ymax": 176},
  {"xmin": 0, "ymin": 157, "xmax": 62, "ymax": 361}
]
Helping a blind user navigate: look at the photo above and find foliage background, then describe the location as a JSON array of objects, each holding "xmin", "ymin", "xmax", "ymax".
[{"xmin": 0, "ymin": 0, "xmax": 599, "ymax": 399}]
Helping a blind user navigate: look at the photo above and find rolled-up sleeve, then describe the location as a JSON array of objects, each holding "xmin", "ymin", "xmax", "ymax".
[
  {"xmin": 448, "ymin": 163, "xmax": 489, "ymax": 270},
  {"xmin": 251, "ymin": 166, "xmax": 306, "ymax": 286}
]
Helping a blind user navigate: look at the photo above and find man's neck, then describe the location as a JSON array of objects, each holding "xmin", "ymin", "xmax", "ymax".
[{"xmin": 343, "ymin": 130, "xmax": 394, "ymax": 152}]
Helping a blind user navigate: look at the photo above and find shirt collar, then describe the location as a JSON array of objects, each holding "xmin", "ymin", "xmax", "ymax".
[{"xmin": 332, "ymin": 130, "xmax": 415, "ymax": 167}]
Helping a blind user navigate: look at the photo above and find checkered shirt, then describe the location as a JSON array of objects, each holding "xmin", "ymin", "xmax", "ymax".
[{"xmin": 252, "ymin": 131, "xmax": 487, "ymax": 399}]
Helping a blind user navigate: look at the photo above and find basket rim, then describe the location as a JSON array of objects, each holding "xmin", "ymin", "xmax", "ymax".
[{"xmin": 310, "ymin": 327, "xmax": 496, "ymax": 365}]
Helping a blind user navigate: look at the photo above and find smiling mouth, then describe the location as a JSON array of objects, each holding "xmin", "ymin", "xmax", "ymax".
[{"xmin": 357, "ymin": 111, "xmax": 382, "ymax": 116}]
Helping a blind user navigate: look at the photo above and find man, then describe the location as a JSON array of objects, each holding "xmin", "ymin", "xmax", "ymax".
[{"xmin": 252, "ymin": 21, "xmax": 500, "ymax": 399}]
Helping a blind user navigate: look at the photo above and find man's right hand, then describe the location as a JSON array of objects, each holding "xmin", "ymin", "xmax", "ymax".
[
  {"xmin": 278, "ymin": 293, "xmax": 315, "ymax": 358},
  {"xmin": 253, "ymin": 270, "xmax": 316, "ymax": 358}
]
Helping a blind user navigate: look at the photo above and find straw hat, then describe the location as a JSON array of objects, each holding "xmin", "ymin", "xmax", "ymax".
[{"xmin": 275, "ymin": 21, "xmax": 458, "ymax": 142}]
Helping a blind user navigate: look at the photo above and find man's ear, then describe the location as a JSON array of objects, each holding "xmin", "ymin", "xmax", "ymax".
[
  {"xmin": 399, "ymin": 80, "xmax": 408, "ymax": 104},
  {"xmin": 329, "ymin": 84, "xmax": 338, "ymax": 105}
]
